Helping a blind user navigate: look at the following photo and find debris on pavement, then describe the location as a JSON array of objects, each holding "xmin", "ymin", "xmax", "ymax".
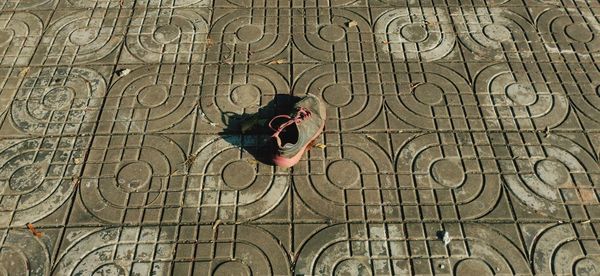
[
  {"xmin": 26, "ymin": 223, "xmax": 43, "ymax": 238},
  {"xmin": 437, "ymin": 231, "xmax": 451, "ymax": 246},
  {"xmin": 115, "ymin": 68, "xmax": 131, "ymax": 77},
  {"xmin": 268, "ymin": 59, "xmax": 286, "ymax": 65}
]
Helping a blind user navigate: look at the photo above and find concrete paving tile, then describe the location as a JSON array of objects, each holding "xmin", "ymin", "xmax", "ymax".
[
  {"xmin": 30, "ymin": 8, "xmax": 129, "ymax": 66},
  {"xmin": 1, "ymin": 0, "xmax": 600, "ymax": 275},
  {"xmin": 0, "ymin": 0, "xmax": 58, "ymax": 11},
  {"xmin": 0, "ymin": 136, "xmax": 88, "ymax": 227},
  {"xmin": 0, "ymin": 11, "xmax": 51, "ymax": 67},
  {"xmin": 119, "ymin": 8, "xmax": 211, "ymax": 64},
  {"xmin": 96, "ymin": 64, "xmax": 203, "ymax": 135},
  {"xmin": 0, "ymin": 66, "xmax": 111, "ymax": 137}
]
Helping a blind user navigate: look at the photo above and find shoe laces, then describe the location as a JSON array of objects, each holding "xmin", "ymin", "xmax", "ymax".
[{"xmin": 268, "ymin": 107, "xmax": 312, "ymax": 147}]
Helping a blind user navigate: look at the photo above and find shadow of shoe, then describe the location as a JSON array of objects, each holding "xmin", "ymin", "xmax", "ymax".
[{"xmin": 219, "ymin": 94, "xmax": 301, "ymax": 166}]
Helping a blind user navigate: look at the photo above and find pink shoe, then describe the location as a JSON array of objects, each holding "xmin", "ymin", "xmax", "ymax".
[{"xmin": 268, "ymin": 94, "xmax": 326, "ymax": 168}]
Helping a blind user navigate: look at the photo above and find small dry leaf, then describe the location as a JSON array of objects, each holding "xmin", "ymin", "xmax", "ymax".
[
  {"xmin": 315, "ymin": 143, "xmax": 326, "ymax": 149},
  {"xmin": 184, "ymin": 153, "xmax": 197, "ymax": 167},
  {"xmin": 366, "ymin": 135, "xmax": 377, "ymax": 142},
  {"xmin": 347, "ymin": 21, "xmax": 358, "ymax": 28},
  {"xmin": 72, "ymin": 176, "xmax": 80, "ymax": 187},
  {"xmin": 212, "ymin": 219, "xmax": 222, "ymax": 230},
  {"xmin": 19, "ymin": 67, "xmax": 30, "ymax": 78},
  {"xmin": 381, "ymin": 40, "xmax": 390, "ymax": 45},
  {"xmin": 74, "ymin": 158, "xmax": 83, "ymax": 165},
  {"xmin": 268, "ymin": 59, "xmax": 286, "ymax": 65},
  {"xmin": 246, "ymin": 159, "xmax": 258, "ymax": 165},
  {"xmin": 26, "ymin": 223, "xmax": 43, "ymax": 238}
]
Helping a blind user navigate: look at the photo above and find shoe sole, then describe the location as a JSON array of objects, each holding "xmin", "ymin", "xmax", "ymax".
[{"xmin": 272, "ymin": 114, "xmax": 326, "ymax": 168}]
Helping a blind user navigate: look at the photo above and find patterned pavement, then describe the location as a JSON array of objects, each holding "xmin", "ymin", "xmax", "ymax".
[{"xmin": 1, "ymin": 0, "xmax": 600, "ymax": 275}]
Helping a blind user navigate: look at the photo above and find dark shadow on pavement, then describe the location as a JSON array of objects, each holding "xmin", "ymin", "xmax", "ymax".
[{"xmin": 219, "ymin": 94, "xmax": 301, "ymax": 166}]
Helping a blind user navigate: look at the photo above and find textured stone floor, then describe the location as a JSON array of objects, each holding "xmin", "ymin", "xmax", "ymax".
[{"xmin": 1, "ymin": 0, "xmax": 600, "ymax": 275}]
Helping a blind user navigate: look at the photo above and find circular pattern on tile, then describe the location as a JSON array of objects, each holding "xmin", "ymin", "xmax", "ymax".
[
  {"xmin": 294, "ymin": 135, "xmax": 394, "ymax": 219},
  {"xmin": 0, "ymin": 231, "xmax": 50, "ymax": 276},
  {"xmin": 236, "ymin": 25, "xmax": 263, "ymax": 43},
  {"xmin": 565, "ymin": 23, "xmax": 594, "ymax": 43},
  {"xmin": 80, "ymin": 135, "xmax": 185, "ymax": 223},
  {"xmin": 39, "ymin": 10, "xmax": 123, "ymax": 64},
  {"xmin": 505, "ymin": 83, "xmax": 537, "ymax": 106},
  {"xmin": 0, "ymin": 138, "xmax": 83, "ymax": 227},
  {"xmin": 209, "ymin": 9, "xmax": 289, "ymax": 62},
  {"xmin": 42, "ymin": 87, "xmax": 74, "ymax": 110},
  {"xmin": 230, "ymin": 84, "xmax": 261, "ymax": 108},
  {"xmin": 385, "ymin": 63, "xmax": 471, "ymax": 130},
  {"xmin": 126, "ymin": 9, "xmax": 209, "ymax": 63},
  {"xmin": 454, "ymin": 259, "xmax": 494, "ymax": 275},
  {"xmin": 535, "ymin": 159, "xmax": 570, "ymax": 187},
  {"xmin": 474, "ymin": 63, "xmax": 568, "ymax": 130},
  {"xmin": 396, "ymin": 133, "xmax": 501, "ymax": 219},
  {"xmin": 413, "ymin": 83, "xmax": 444, "ymax": 106},
  {"xmin": 8, "ymin": 162, "xmax": 47, "ymax": 193},
  {"xmin": 501, "ymin": 135, "xmax": 600, "ymax": 218},
  {"xmin": 400, "ymin": 23, "xmax": 428, "ymax": 43},
  {"xmin": 69, "ymin": 27, "xmax": 99, "ymax": 45},
  {"xmin": 456, "ymin": 8, "xmax": 537, "ymax": 59},
  {"xmin": 93, "ymin": 264, "xmax": 127, "ymax": 276},
  {"xmin": 137, "ymin": 85, "xmax": 169, "ymax": 108},
  {"xmin": 223, "ymin": 160, "xmax": 256, "ymax": 190},
  {"xmin": 201, "ymin": 64, "xmax": 288, "ymax": 128},
  {"xmin": 335, "ymin": 259, "xmax": 372, "ymax": 275},
  {"xmin": 153, "ymin": 25, "xmax": 181, "ymax": 44},
  {"xmin": 431, "ymin": 158, "xmax": 465, "ymax": 188},
  {"xmin": 532, "ymin": 224, "xmax": 600, "ymax": 275},
  {"xmin": 191, "ymin": 137, "xmax": 288, "ymax": 222},
  {"xmin": 196, "ymin": 225, "xmax": 290, "ymax": 275},
  {"xmin": 457, "ymin": 8, "xmax": 535, "ymax": 60},
  {"xmin": 0, "ymin": 12, "xmax": 43, "ymax": 66},
  {"xmin": 101, "ymin": 65, "xmax": 199, "ymax": 133},
  {"xmin": 293, "ymin": 64, "xmax": 382, "ymax": 131},
  {"xmin": 213, "ymin": 260, "xmax": 251, "ymax": 276},
  {"xmin": 483, "ymin": 24, "xmax": 512, "ymax": 42},
  {"xmin": 54, "ymin": 227, "xmax": 169, "ymax": 275},
  {"xmin": 450, "ymin": 225, "xmax": 532, "ymax": 275},
  {"xmin": 575, "ymin": 258, "xmax": 600, "ymax": 276},
  {"xmin": 322, "ymin": 84, "xmax": 352, "ymax": 107},
  {"xmin": 296, "ymin": 224, "xmax": 402, "ymax": 275},
  {"xmin": 116, "ymin": 161, "xmax": 153, "ymax": 192},
  {"xmin": 536, "ymin": 8, "xmax": 600, "ymax": 54},
  {"xmin": 11, "ymin": 67, "xmax": 106, "ymax": 135},
  {"xmin": 293, "ymin": 9, "xmax": 370, "ymax": 61},
  {"xmin": 327, "ymin": 160, "xmax": 361, "ymax": 188},
  {"xmin": 319, "ymin": 24, "xmax": 346, "ymax": 42},
  {"xmin": 375, "ymin": 8, "xmax": 455, "ymax": 61}
]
